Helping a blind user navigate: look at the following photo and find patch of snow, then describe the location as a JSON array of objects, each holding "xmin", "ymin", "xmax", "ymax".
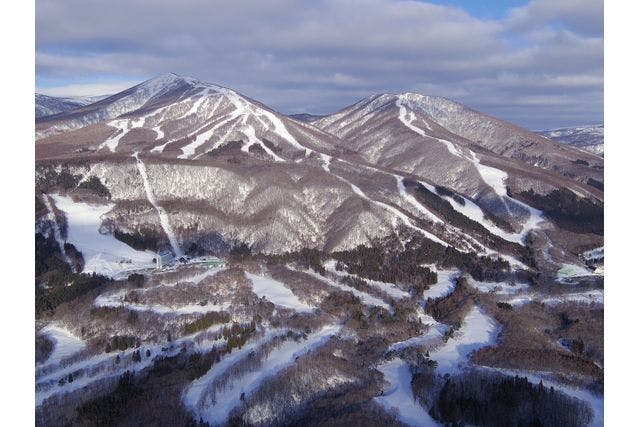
[
  {"xmin": 320, "ymin": 153, "xmax": 332, "ymax": 172},
  {"xmin": 582, "ymin": 246, "xmax": 604, "ymax": 261}
]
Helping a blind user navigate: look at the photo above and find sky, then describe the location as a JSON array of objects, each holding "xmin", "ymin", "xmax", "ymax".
[{"xmin": 35, "ymin": 0, "xmax": 603, "ymax": 129}]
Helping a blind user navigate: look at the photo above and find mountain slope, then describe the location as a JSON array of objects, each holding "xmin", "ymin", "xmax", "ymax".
[
  {"xmin": 313, "ymin": 93, "xmax": 602, "ymax": 211},
  {"xmin": 35, "ymin": 93, "xmax": 109, "ymax": 118},
  {"xmin": 314, "ymin": 93, "xmax": 603, "ymax": 191},
  {"xmin": 36, "ymin": 73, "xmax": 338, "ymax": 162},
  {"xmin": 35, "ymin": 76, "xmax": 603, "ymax": 272}
]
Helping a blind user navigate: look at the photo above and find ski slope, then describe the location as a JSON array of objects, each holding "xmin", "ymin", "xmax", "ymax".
[{"xmin": 50, "ymin": 194, "xmax": 156, "ymax": 278}]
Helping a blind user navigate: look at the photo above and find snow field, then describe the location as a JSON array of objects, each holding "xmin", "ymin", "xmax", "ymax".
[{"xmin": 50, "ymin": 194, "xmax": 156, "ymax": 278}]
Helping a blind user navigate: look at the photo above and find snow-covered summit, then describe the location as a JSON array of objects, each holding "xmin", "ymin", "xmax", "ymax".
[{"xmin": 36, "ymin": 73, "xmax": 336, "ymax": 160}]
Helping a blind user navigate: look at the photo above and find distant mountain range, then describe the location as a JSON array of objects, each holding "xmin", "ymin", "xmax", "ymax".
[
  {"xmin": 537, "ymin": 124, "xmax": 604, "ymax": 156},
  {"xmin": 35, "ymin": 93, "xmax": 110, "ymax": 119}
]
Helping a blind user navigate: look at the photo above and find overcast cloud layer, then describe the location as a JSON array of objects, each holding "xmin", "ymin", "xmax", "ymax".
[{"xmin": 35, "ymin": 0, "xmax": 603, "ymax": 129}]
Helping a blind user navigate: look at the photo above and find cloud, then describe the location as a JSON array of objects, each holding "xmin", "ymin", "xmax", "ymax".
[
  {"xmin": 36, "ymin": 81, "xmax": 141, "ymax": 97},
  {"xmin": 35, "ymin": 0, "xmax": 603, "ymax": 128},
  {"xmin": 506, "ymin": 0, "xmax": 603, "ymax": 36}
]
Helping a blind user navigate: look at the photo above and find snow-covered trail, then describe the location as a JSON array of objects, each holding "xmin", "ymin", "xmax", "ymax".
[
  {"xmin": 301, "ymin": 267, "xmax": 393, "ymax": 311},
  {"xmin": 330, "ymin": 170, "xmax": 450, "ymax": 247},
  {"xmin": 238, "ymin": 120, "xmax": 285, "ymax": 162},
  {"xmin": 50, "ymin": 194, "xmax": 156, "ymax": 278},
  {"xmin": 507, "ymin": 289, "xmax": 604, "ymax": 307},
  {"xmin": 420, "ymin": 181, "xmax": 522, "ymax": 244},
  {"xmin": 324, "ymin": 260, "xmax": 410, "ymax": 300},
  {"xmin": 378, "ymin": 306, "xmax": 500, "ymax": 424},
  {"xmin": 93, "ymin": 265, "xmax": 230, "ymax": 314},
  {"xmin": 245, "ymin": 272, "xmax": 315, "ymax": 312},
  {"xmin": 93, "ymin": 288, "xmax": 231, "ymax": 314},
  {"xmin": 388, "ymin": 313, "xmax": 447, "ymax": 353},
  {"xmin": 133, "ymin": 153, "xmax": 183, "ymax": 257},
  {"xmin": 182, "ymin": 330, "xmax": 284, "ymax": 419},
  {"xmin": 41, "ymin": 195, "xmax": 73, "ymax": 268},
  {"xmin": 430, "ymin": 305, "xmax": 498, "ymax": 375},
  {"xmin": 99, "ymin": 119, "xmax": 129, "ymax": 152},
  {"xmin": 396, "ymin": 176, "xmax": 444, "ymax": 225},
  {"xmin": 396, "ymin": 97, "xmax": 462, "ymax": 158},
  {"xmin": 38, "ymin": 325, "xmax": 86, "ymax": 368},
  {"xmin": 178, "ymin": 109, "xmax": 241, "ymax": 158},
  {"xmin": 184, "ymin": 324, "xmax": 340, "ymax": 426},
  {"xmin": 36, "ymin": 323, "xmax": 229, "ymax": 407},
  {"xmin": 582, "ymin": 246, "xmax": 604, "ymax": 261},
  {"xmin": 177, "ymin": 86, "xmax": 310, "ymax": 159},
  {"xmin": 466, "ymin": 152, "xmax": 545, "ymax": 240},
  {"xmin": 467, "ymin": 278, "xmax": 529, "ymax": 295},
  {"xmin": 392, "ymin": 102, "xmax": 545, "ymax": 243},
  {"xmin": 376, "ymin": 358, "xmax": 440, "ymax": 427},
  {"xmin": 423, "ymin": 269, "xmax": 457, "ymax": 301}
]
